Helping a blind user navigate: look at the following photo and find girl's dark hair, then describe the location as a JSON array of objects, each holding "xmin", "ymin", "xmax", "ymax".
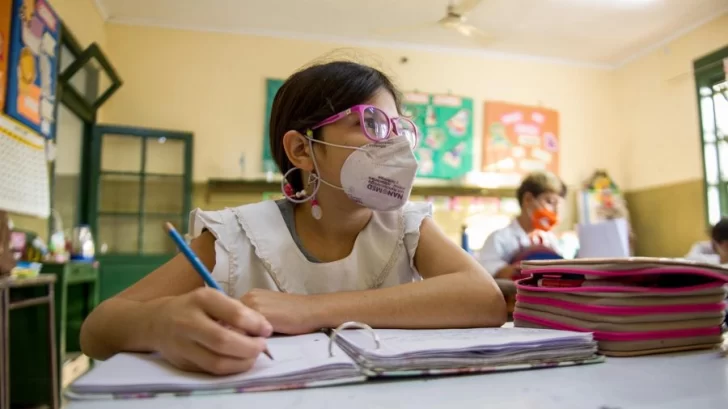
[{"xmin": 269, "ymin": 61, "xmax": 401, "ymax": 191}]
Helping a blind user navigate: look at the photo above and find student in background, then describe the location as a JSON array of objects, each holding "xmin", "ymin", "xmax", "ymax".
[
  {"xmin": 710, "ymin": 218, "xmax": 728, "ymax": 265},
  {"xmin": 685, "ymin": 239, "xmax": 719, "ymax": 264},
  {"xmin": 477, "ymin": 171, "xmax": 566, "ymax": 279},
  {"xmin": 80, "ymin": 60, "xmax": 506, "ymax": 376}
]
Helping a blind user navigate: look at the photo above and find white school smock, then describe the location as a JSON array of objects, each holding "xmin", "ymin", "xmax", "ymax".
[
  {"xmin": 476, "ymin": 219, "xmax": 561, "ymax": 276},
  {"xmin": 188, "ymin": 200, "xmax": 432, "ymax": 297}
]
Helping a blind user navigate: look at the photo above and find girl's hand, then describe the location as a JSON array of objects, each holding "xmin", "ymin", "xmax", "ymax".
[
  {"xmin": 241, "ymin": 289, "xmax": 320, "ymax": 335},
  {"xmin": 152, "ymin": 288, "xmax": 273, "ymax": 375}
]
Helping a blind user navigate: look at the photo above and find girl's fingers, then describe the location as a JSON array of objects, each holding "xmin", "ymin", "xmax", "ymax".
[{"xmin": 189, "ymin": 313, "xmax": 267, "ymax": 360}]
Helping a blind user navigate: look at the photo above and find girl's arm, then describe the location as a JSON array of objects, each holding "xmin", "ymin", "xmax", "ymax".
[
  {"xmin": 80, "ymin": 232, "xmax": 271, "ymax": 375},
  {"xmin": 243, "ymin": 218, "xmax": 507, "ymax": 332}
]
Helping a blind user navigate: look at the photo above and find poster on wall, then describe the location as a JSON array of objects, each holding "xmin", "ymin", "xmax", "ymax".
[
  {"xmin": 262, "ymin": 78, "xmax": 284, "ymax": 174},
  {"xmin": 482, "ymin": 101, "xmax": 559, "ymax": 182},
  {"xmin": 4, "ymin": 0, "xmax": 60, "ymax": 139},
  {"xmin": 402, "ymin": 92, "xmax": 473, "ymax": 180}
]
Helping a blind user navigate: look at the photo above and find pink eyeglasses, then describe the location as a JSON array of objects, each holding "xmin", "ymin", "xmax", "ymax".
[{"xmin": 307, "ymin": 104, "xmax": 419, "ymax": 148}]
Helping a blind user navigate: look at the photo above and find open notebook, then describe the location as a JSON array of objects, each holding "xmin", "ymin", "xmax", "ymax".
[{"xmin": 68, "ymin": 327, "xmax": 603, "ymax": 400}]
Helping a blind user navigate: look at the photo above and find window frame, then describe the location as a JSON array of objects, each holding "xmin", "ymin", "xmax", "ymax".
[{"xmin": 694, "ymin": 45, "xmax": 728, "ymax": 228}]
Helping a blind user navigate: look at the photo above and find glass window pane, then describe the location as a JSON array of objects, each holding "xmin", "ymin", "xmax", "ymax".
[
  {"xmin": 98, "ymin": 215, "xmax": 139, "ymax": 254},
  {"xmin": 145, "ymin": 137, "xmax": 185, "ymax": 175},
  {"xmin": 142, "ymin": 216, "xmax": 180, "ymax": 254},
  {"xmin": 702, "ymin": 96, "xmax": 715, "ymax": 138},
  {"xmin": 708, "ymin": 186, "xmax": 721, "ymax": 225},
  {"xmin": 101, "ymin": 135, "xmax": 142, "ymax": 172},
  {"xmin": 144, "ymin": 175, "xmax": 184, "ymax": 214},
  {"xmin": 99, "ymin": 174, "xmax": 140, "ymax": 213},
  {"xmin": 715, "ymin": 90, "xmax": 728, "ymax": 140},
  {"xmin": 720, "ymin": 141, "xmax": 728, "ymax": 180},
  {"xmin": 704, "ymin": 143, "xmax": 719, "ymax": 184},
  {"xmin": 53, "ymin": 104, "xmax": 84, "ymax": 230}
]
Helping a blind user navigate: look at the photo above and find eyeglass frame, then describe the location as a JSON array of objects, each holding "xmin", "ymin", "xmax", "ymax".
[{"xmin": 306, "ymin": 104, "xmax": 419, "ymax": 146}]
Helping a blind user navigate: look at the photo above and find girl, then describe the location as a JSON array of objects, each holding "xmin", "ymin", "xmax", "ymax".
[{"xmin": 80, "ymin": 60, "xmax": 506, "ymax": 375}]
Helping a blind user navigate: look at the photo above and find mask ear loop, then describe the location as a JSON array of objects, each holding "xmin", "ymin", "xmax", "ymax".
[{"xmin": 279, "ymin": 133, "xmax": 324, "ymax": 220}]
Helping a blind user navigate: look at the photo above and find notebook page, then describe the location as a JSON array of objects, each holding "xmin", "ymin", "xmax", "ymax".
[
  {"xmin": 73, "ymin": 333, "xmax": 355, "ymax": 392},
  {"xmin": 336, "ymin": 327, "xmax": 592, "ymax": 358}
]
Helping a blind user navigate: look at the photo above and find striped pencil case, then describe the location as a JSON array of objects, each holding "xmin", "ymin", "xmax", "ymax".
[{"xmin": 513, "ymin": 257, "xmax": 728, "ymax": 356}]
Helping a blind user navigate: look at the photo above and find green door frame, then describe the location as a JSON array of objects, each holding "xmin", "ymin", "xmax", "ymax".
[
  {"xmin": 89, "ymin": 125, "xmax": 193, "ymax": 300},
  {"xmin": 89, "ymin": 124, "xmax": 194, "ymax": 253}
]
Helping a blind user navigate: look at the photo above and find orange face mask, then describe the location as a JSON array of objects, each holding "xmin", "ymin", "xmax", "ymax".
[{"xmin": 531, "ymin": 207, "xmax": 558, "ymax": 232}]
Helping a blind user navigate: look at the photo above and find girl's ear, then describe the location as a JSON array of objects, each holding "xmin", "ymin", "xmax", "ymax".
[{"xmin": 282, "ymin": 131, "xmax": 314, "ymax": 172}]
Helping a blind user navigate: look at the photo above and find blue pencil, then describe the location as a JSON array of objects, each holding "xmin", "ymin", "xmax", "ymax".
[{"xmin": 164, "ymin": 222, "xmax": 273, "ymax": 360}]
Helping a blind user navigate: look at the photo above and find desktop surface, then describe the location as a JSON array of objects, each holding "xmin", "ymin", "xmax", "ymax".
[{"xmin": 66, "ymin": 350, "xmax": 727, "ymax": 409}]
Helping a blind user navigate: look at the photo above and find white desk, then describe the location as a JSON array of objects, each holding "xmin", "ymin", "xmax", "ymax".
[{"xmin": 66, "ymin": 352, "xmax": 728, "ymax": 409}]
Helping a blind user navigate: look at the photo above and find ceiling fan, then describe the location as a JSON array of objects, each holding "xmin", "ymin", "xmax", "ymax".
[{"xmin": 375, "ymin": 0, "xmax": 492, "ymax": 46}]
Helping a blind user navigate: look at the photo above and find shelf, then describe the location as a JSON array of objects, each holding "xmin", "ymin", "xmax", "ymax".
[
  {"xmin": 97, "ymin": 211, "xmax": 184, "ymax": 219},
  {"xmin": 100, "ymin": 170, "xmax": 184, "ymax": 178},
  {"xmin": 206, "ymin": 178, "xmax": 515, "ymax": 201}
]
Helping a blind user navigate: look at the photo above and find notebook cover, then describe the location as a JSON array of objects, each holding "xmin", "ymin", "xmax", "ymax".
[
  {"xmin": 358, "ymin": 354, "xmax": 606, "ymax": 378},
  {"xmin": 65, "ymin": 376, "xmax": 366, "ymax": 401}
]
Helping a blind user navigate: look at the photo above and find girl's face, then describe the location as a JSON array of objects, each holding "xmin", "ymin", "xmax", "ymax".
[{"xmin": 312, "ymin": 88, "xmax": 400, "ymax": 191}]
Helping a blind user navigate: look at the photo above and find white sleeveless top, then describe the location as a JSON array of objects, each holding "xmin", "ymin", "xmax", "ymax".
[{"xmin": 188, "ymin": 200, "xmax": 432, "ymax": 298}]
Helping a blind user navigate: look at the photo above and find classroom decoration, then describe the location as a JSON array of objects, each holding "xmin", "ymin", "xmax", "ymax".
[
  {"xmin": 482, "ymin": 101, "xmax": 559, "ymax": 180},
  {"xmin": 402, "ymin": 92, "xmax": 473, "ymax": 180},
  {"xmin": 0, "ymin": 113, "xmax": 49, "ymax": 217},
  {"xmin": 0, "ymin": 0, "xmax": 12, "ymax": 111},
  {"xmin": 4, "ymin": 0, "xmax": 61, "ymax": 139},
  {"xmin": 262, "ymin": 78, "xmax": 284, "ymax": 173},
  {"xmin": 577, "ymin": 170, "xmax": 629, "ymax": 225}
]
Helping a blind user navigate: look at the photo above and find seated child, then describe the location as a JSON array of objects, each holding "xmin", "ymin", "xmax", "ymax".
[
  {"xmin": 709, "ymin": 218, "xmax": 728, "ymax": 265},
  {"xmin": 478, "ymin": 171, "xmax": 566, "ymax": 279},
  {"xmin": 80, "ymin": 60, "xmax": 506, "ymax": 375}
]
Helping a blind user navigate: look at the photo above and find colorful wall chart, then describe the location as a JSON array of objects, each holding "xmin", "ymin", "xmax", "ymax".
[
  {"xmin": 402, "ymin": 92, "xmax": 473, "ymax": 180},
  {"xmin": 482, "ymin": 101, "xmax": 559, "ymax": 180},
  {"xmin": 5, "ymin": 0, "xmax": 60, "ymax": 139},
  {"xmin": 262, "ymin": 78, "xmax": 284, "ymax": 173}
]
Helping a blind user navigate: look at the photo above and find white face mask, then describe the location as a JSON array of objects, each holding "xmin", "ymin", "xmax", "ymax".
[{"xmin": 311, "ymin": 136, "xmax": 418, "ymax": 211}]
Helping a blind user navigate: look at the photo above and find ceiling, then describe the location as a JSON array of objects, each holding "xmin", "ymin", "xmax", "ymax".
[{"xmin": 95, "ymin": 0, "xmax": 728, "ymax": 67}]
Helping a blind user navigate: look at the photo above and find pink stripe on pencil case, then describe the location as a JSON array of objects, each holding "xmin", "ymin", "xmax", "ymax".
[{"xmin": 516, "ymin": 294, "xmax": 727, "ymax": 315}]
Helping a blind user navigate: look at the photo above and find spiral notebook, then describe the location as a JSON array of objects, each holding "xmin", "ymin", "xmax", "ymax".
[{"xmin": 68, "ymin": 326, "xmax": 604, "ymax": 400}]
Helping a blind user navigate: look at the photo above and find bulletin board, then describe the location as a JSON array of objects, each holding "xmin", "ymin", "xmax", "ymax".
[
  {"xmin": 262, "ymin": 78, "xmax": 284, "ymax": 174},
  {"xmin": 5, "ymin": 0, "xmax": 61, "ymax": 139},
  {"xmin": 402, "ymin": 92, "xmax": 473, "ymax": 180},
  {"xmin": 482, "ymin": 101, "xmax": 559, "ymax": 179},
  {"xmin": 0, "ymin": 113, "xmax": 50, "ymax": 217}
]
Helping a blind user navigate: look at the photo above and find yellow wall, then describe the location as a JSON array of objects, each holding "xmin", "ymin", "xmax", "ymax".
[
  {"xmin": 615, "ymin": 13, "xmax": 728, "ymax": 191},
  {"xmin": 51, "ymin": 0, "xmax": 106, "ymax": 49},
  {"xmin": 102, "ymin": 24, "xmax": 622, "ymax": 189}
]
